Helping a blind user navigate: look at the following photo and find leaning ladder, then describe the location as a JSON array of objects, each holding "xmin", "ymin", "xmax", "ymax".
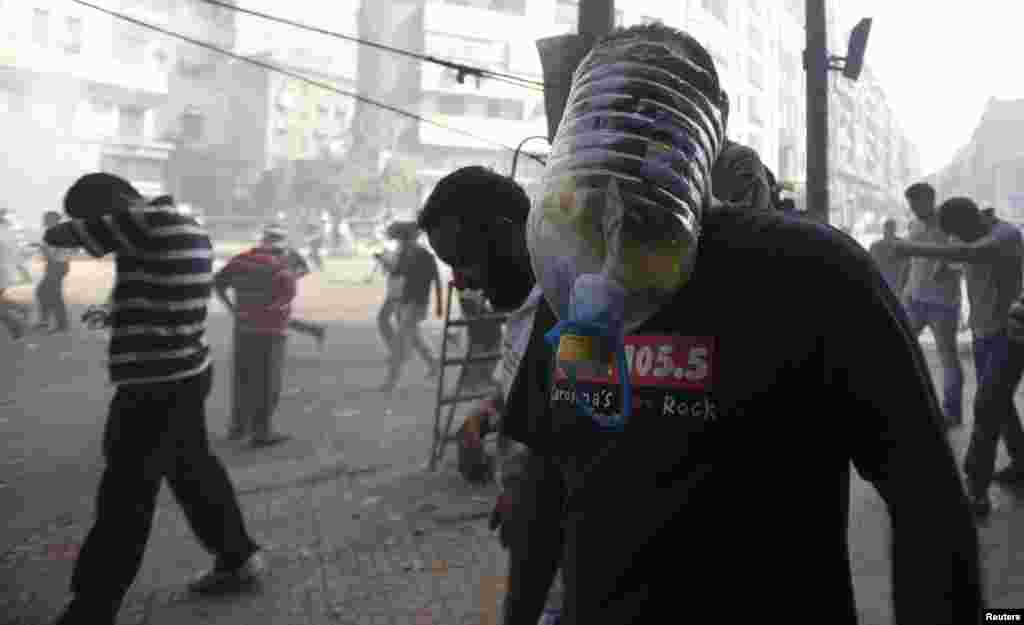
[{"xmin": 428, "ymin": 281, "xmax": 508, "ymax": 472}]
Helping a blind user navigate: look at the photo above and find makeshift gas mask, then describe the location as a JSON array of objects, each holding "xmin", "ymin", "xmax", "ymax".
[{"xmin": 527, "ymin": 28, "xmax": 726, "ymax": 431}]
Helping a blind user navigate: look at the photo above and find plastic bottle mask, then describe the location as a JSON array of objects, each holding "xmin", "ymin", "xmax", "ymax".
[{"xmin": 528, "ymin": 30, "xmax": 725, "ymax": 431}]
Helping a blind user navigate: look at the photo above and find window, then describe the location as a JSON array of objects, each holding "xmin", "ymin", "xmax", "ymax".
[
  {"xmin": 118, "ymin": 106, "xmax": 146, "ymax": 141},
  {"xmin": 747, "ymin": 25, "xmax": 763, "ymax": 53},
  {"xmin": 182, "ymin": 111, "xmax": 204, "ymax": 142},
  {"xmin": 782, "ymin": 96, "xmax": 800, "ymax": 130},
  {"xmin": 445, "ymin": 0, "xmax": 526, "ymax": 15},
  {"xmin": 487, "ymin": 98, "xmax": 524, "ymax": 121},
  {"xmin": 702, "ymin": 0, "xmax": 728, "ymax": 23},
  {"xmin": 748, "ymin": 95, "xmax": 762, "ymax": 125},
  {"xmin": 555, "ymin": 0, "xmax": 577, "ymax": 28},
  {"xmin": 32, "ymin": 8, "xmax": 49, "ymax": 47},
  {"xmin": 462, "ymin": 96, "xmax": 486, "ymax": 118},
  {"xmin": 747, "ymin": 56, "xmax": 763, "ymax": 88},
  {"xmin": 781, "ymin": 51, "xmax": 798, "ymax": 82},
  {"xmin": 113, "ymin": 23, "xmax": 147, "ymax": 64},
  {"xmin": 746, "ymin": 132, "xmax": 762, "ymax": 156},
  {"xmin": 62, "ymin": 16, "xmax": 83, "ymax": 55},
  {"xmin": 437, "ymin": 94, "xmax": 466, "ymax": 116},
  {"xmin": 786, "ymin": 0, "xmax": 804, "ymax": 23},
  {"xmin": 0, "ymin": 89, "xmax": 25, "ymax": 114}
]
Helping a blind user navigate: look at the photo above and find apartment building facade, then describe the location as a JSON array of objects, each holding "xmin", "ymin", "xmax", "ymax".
[
  {"xmin": 0, "ymin": 0, "xmax": 174, "ymax": 225},
  {"xmin": 927, "ymin": 98, "xmax": 1024, "ymax": 222}
]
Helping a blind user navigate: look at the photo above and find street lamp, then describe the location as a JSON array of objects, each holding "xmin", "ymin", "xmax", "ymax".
[
  {"xmin": 510, "ymin": 135, "xmax": 550, "ymax": 180},
  {"xmin": 832, "ymin": 18, "xmax": 872, "ymax": 81}
]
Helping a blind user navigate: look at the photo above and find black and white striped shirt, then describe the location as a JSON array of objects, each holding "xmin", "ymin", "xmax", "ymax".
[{"xmin": 64, "ymin": 205, "xmax": 213, "ymax": 385}]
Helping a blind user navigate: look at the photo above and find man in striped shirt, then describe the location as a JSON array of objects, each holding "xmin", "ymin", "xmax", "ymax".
[
  {"xmin": 214, "ymin": 225, "xmax": 298, "ymax": 447},
  {"xmin": 48, "ymin": 174, "xmax": 265, "ymax": 625}
]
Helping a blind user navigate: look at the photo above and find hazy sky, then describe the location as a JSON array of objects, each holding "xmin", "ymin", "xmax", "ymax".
[{"xmin": 833, "ymin": 1, "xmax": 1023, "ymax": 176}]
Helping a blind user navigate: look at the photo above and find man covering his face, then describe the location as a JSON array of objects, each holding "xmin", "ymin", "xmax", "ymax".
[{"xmin": 506, "ymin": 23, "xmax": 980, "ymax": 625}]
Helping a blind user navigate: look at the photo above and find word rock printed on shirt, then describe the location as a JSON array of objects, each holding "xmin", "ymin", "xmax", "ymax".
[{"xmin": 551, "ymin": 335, "xmax": 718, "ymax": 424}]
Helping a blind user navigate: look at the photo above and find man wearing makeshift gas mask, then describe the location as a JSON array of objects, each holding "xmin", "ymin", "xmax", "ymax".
[{"xmin": 512, "ymin": 23, "xmax": 980, "ymax": 623}]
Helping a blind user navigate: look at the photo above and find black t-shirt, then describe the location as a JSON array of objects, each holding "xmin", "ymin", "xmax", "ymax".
[
  {"xmin": 503, "ymin": 207, "xmax": 980, "ymax": 624},
  {"xmin": 396, "ymin": 242, "xmax": 439, "ymax": 307}
]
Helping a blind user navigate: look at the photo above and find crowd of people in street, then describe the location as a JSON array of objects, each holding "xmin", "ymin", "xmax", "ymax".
[
  {"xmin": 12, "ymin": 20, "xmax": 1012, "ymax": 625},
  {"xmin": 869, "ymin": 181, "xmax": 1024, "ymax": 518}
]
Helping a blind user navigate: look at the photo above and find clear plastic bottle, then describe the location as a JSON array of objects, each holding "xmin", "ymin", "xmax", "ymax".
[{"xmin": 569, "ymin": 272, "xmax": 626, "ymax": 335}]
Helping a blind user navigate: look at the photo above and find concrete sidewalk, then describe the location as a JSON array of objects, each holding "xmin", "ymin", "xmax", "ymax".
[
  {"xmin": 0, "ymin": 458, "xmax": 509, "ymax": 625},
  {"xmin": 6, "ymin": 333, "xmax": 1024, "ymax": 624}
]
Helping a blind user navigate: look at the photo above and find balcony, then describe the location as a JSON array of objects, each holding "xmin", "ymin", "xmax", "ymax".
[
  {"xmin": 0, "ymin": 40, "xmax": 168, "ymax": 107},
  {"xmin": 424, "ymin": 1, "xmax": 530, "ymax": 42}
]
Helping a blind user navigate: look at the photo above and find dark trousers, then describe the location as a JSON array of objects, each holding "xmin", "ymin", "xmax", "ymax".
[
  {"xmin": 501, "ymin": 452, "xmax": 566, "ymax": 625},
  {"xmin": 66, "ymin": 366, "xmax": 259, "ymax": 622},
  {"xmin": 378, "ymin": 297, "xmax": 398, "ymax": 350},
  {"xmin": 230, "ymin": 329, "xmax": 286, "ymax": 439},
  {"xmin": 36, "ymin": 270, "xmax": 69, "ymax": 329},
  {"xmin": 964, "ymin": 331, "xmax": 1024, "ymax": 494},
  {"xmin": 385, "ymin": 301, "xmax": 436, "ymax": 384},
  {"xmin": 0, "ymin": 289, "xmax": 26, "ymax": 338},
  {"xmin": 905, "ymin": 298, "xmax": 964, "ymax": 420}
]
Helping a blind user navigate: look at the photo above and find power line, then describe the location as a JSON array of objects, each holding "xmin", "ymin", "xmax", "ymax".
[
  {"xmin": 197, "ymin": 0, "xmax": 546, "ymax": 92},
  {"xmin": 72, "ymin": 0, "xmax": 546, "ymax": 165}
]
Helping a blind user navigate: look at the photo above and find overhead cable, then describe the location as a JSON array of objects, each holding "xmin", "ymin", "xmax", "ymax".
[
  {"xmin": 72, "ymin": 0, "xmax": 547, "ymax": 165},
  {"xmin": 197, "ymin": 0, "xmax": 546, "ymax": 92}
]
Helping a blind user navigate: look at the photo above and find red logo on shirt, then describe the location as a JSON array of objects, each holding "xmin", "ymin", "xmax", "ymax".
[{"xmin": 554, "ymin": 335, "xmax": 715, "ymax": 391}]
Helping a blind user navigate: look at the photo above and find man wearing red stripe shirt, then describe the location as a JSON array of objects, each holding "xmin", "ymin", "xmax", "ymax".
[{"xmin": 214, "ymin": 225, "xmax": 297, "ymax": 447}]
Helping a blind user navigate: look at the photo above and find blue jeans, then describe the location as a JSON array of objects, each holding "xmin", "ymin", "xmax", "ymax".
[
  {"xmin": 965, "ymin": 331, "xmax": 1024, "ymax": 493},
  {"xmin": 904, "ymin": 298, "xmax": 964, "ymax": 420}
]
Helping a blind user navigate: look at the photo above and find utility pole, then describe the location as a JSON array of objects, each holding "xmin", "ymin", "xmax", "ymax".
[
  {"xmin": 535, "ymin": 1, "xmax": 612, "ymax": 148},
  {"xmin": 805, "ymin": 0, "xmax": 830, "ymax": 224},
  {"xmin": 578, "ymin": 0, "xmax": 614, "ymax": 41}
]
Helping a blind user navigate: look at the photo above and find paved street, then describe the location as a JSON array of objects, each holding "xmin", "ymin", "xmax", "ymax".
[{"xmin": 2, "ymin": 257, "xmax": 1024, "ymax": 624}]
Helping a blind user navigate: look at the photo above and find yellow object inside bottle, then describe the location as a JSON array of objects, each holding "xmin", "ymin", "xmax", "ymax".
[
  {"xmin": 557, "ymin": 334, "xmax": 598, "ymax": 363},
  {"xmin": 541, "ymin": 183, "xmax": 607, "ymax": 259},
  {"xmin": 619, "ymin": 239, "xmax": 691, "ymax": 293}
]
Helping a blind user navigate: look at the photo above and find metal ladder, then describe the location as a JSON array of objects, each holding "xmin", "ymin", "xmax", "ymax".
[{"xmin": 428, "ymin": 281, "xmax": 508, "ymax": 472}]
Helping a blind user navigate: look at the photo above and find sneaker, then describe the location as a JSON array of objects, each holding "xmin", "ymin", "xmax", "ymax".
[
  {"xmin": 993, "ymin": 463, "xmax": 1024, "ymax": 485},
  {"xmin": 187, "ymin": 551, "xmax": 267, "ymax": 595},
  {"xmin": 249, "ymin": 433, "xmax": 291, "ymax": 449}
]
